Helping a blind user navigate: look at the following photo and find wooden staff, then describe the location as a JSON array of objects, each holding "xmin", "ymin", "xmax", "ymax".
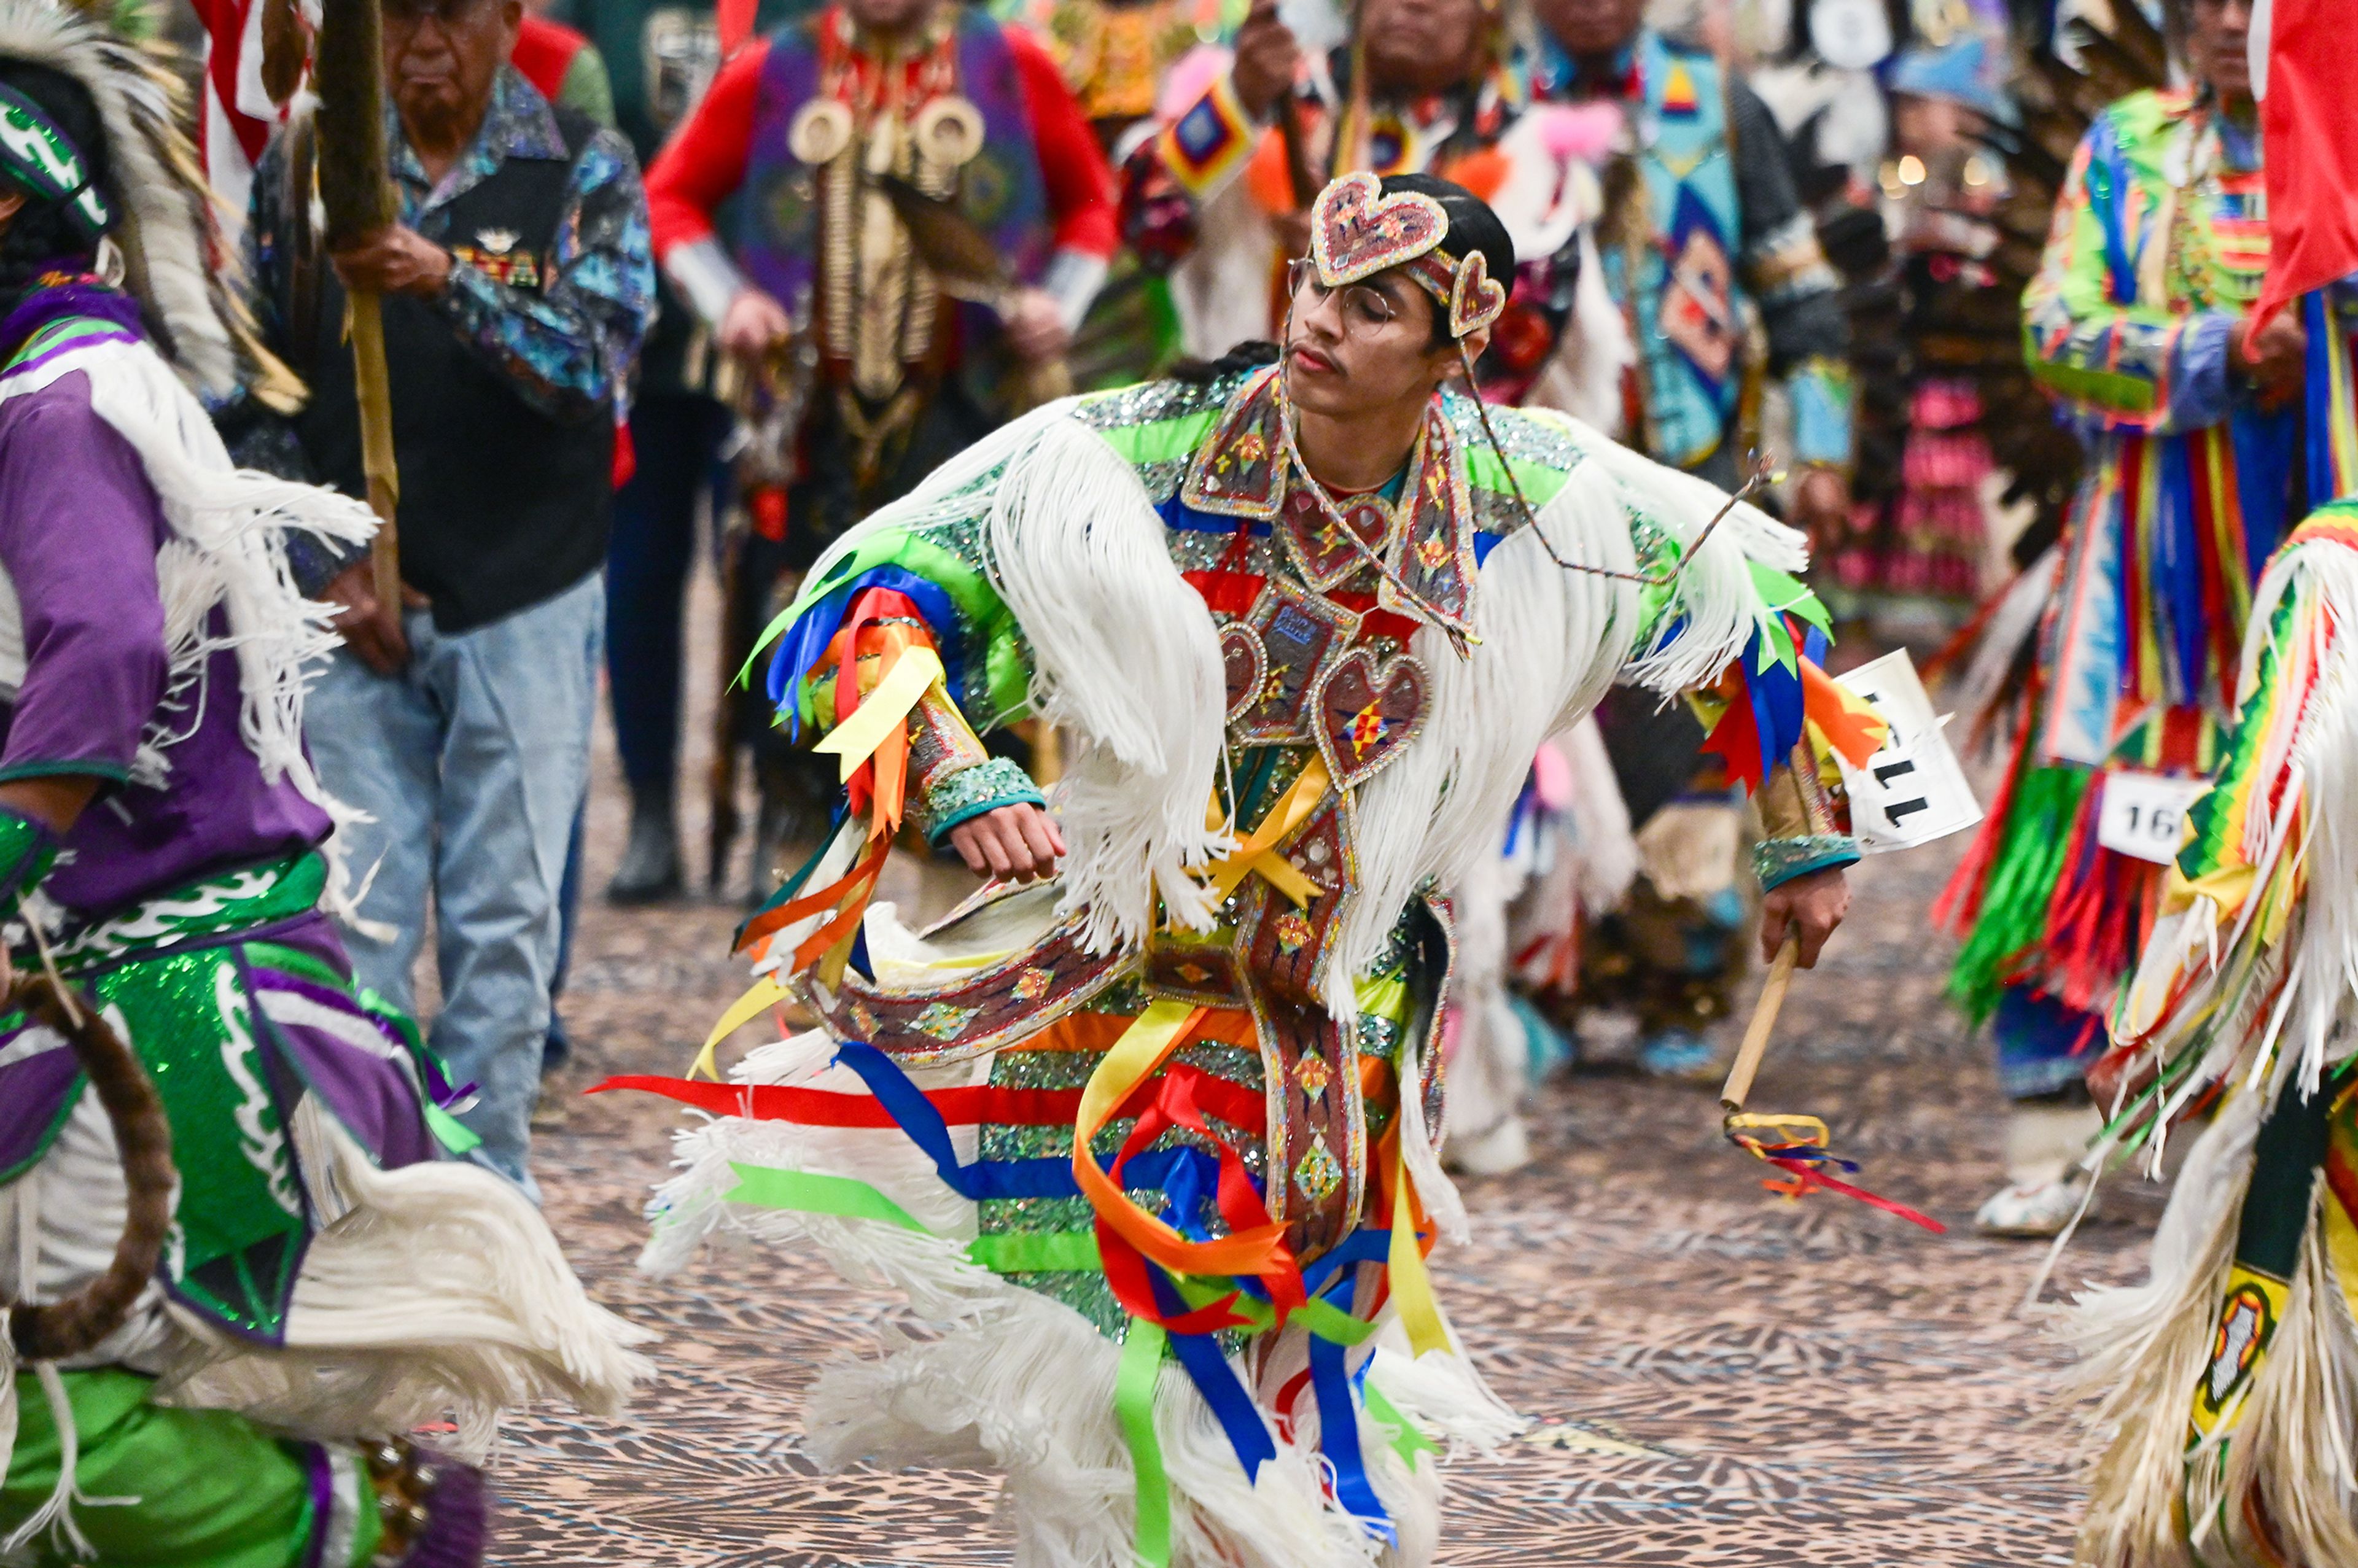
[
  {"xmin": 314, "ymin": 0, "xmax": 403, "ymax": 616},
  {"xmin": 1719, "ymin": 934, "xmax": 1799, "ymax": 1115},
  {"xmin": 1275, "ymin": 96, "xmax": 1317, "ymax": 211}
]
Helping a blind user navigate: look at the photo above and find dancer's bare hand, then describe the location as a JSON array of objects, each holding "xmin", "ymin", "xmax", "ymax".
[
  {"xmin": 1229, "ymin": 0, "xmax": 1300, "ymax": 118},
  {"xmin": 1759, "ymin": 866, "xmax": 1849, "ymax": 969},
  {"xmin": 330, "ymin": 225, "xmax": 453, "ymax": 299},
  {"xmin": 1789, "ymin": 467, "xmax": 1850, "ymax": 551},
  {"xmin": 947, "ymin": 802, "xmax": 1065, "ymax": 883},
  {"xmin": 1002, "ymin": 288, "xmax": 1070, "ymax": 365},
  {"xmin": 2243, "ymin": 310, "xmax": 2306, "ymax": 397}
]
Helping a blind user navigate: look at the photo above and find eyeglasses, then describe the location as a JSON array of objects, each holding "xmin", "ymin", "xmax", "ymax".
[{"xmin": 1286, "ymin": 258, "xmax": 1403, "ymax": 336}]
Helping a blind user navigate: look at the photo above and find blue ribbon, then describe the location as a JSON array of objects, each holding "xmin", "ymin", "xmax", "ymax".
[
  {"xmin": 829, "ymin": 1043, "xmax": 1241, "ymax": 1211},
  {"xmin": 1147, "ymin": 1267, "xmax": 1278, "ymax": 1482},
  {"xmin": 1161, "ymin": 492, "xmax": 1276, "ymax": 538},
  {"xmin": 2155, "ymin": 435, "xmax": 2201, "ymax": 705},
  {"xmin": 1310, "ymin": 1322, "xmax": 1395, "ymax": 1540},
  {"xmin": 2306, "ymin": 290, "xmax": 2343, "ymax": 507},
  {"xmin": 2230, "ymin": 402, "xmax": 2298, "ymax": 581},
  {"xmin": 2088, "ymin": 125, "xmax": 2135, "ymax": 307}
]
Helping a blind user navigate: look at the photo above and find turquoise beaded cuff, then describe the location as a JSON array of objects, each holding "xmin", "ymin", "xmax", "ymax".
[
  {"xmin": 919, "ymin": 757, "xmax": 1048, "ymax": 846},
  {"xmin": 1753, "ymin": 833, "xmax": 1858, "ymax": 892},
  {"xmin": 0, "ymin": 805, "xmax": 58, "ymax": 921}
]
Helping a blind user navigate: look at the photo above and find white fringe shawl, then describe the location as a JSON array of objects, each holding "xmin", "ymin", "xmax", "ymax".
[
  {"xmin": 0, "ymin": 336, "xmax": 379, "ymax": 921},
  {"xmin": 643, "ymin": 1031, "xmax": 1519, "ymax": 1568},
  {"xmin": 157, "ymin": 1099, "xmax": 655, "ymax": 1463},
  {"xmin": 785, "ymin": 397, "xmax": 1796, "ymax": 998},
  {"xmin": 1336, "ymin": 408, "xmax": 1802, "ymax": 1014}
]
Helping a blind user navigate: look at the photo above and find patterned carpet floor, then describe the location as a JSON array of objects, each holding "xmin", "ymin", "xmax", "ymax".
[{"xmin": 481, "ymin": 591, "xmax": 2157, "ymax": 1566}]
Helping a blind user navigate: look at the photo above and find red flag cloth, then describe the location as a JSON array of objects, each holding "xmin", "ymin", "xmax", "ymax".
[
  {"xmin": 189, "ymin": 0, "xmax": 273, "ymax": 214},
  {"xmin": 2251, "ymin": 0, "xmax": 2358, "ymax": 336},
  {"xmin": 510, "ymin": 14, "xmax": 592, "ymax": 104}
]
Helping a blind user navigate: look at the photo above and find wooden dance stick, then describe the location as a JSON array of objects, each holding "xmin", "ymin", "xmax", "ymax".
[{"xmin": 1719, "ymin": 934, "xmax": 1800, "ymax": 1116}]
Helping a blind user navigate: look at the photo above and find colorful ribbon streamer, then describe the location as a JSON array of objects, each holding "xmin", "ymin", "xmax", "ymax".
[
  {"xmin": 1117, "ymin": 1318, "xmax": 1173, "ymax": 1568},
  {"xmin": 1724, "ymin": 1112, "xmax": 1947, "ymax": 1233},
  {"xmin": 1200, "ymin": 753, "xmax": 1332, "ymax": 907}
]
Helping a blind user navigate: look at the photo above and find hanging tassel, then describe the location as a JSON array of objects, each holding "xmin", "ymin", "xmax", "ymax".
[{"xmin": 0, "ymin": 1362, "xmax": 138, "ymax": 1561}]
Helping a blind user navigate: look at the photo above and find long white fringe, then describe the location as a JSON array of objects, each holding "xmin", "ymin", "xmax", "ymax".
[
  {"xmin": 156, "ymin": 1100, "xmax": 655, "ymax": 1463},
  {"xmin": 788, "ymin": 402, "xmax": 1232, "ymax": 957},
  {"xmin": 2066, "ymin": 1088, "xmax": 2264, "ymax": 1568},
  {"xmin": 1333, "ymin": 408, "xmax": 1794, "ymax": 1012}
]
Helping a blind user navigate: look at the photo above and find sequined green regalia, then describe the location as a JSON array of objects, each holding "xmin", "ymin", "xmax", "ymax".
[{"xmin": 620, "ymin": 314, "xmax": 1860, "ymax": 1564}]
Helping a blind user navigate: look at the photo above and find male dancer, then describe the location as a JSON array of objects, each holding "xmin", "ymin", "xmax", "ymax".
[
  {"xmin": 2069, "ymin": 490, "xmax": 2358, "ymax": 1567},
  {"xmin": 0, "ymin": 7, "xmax": 647, "ymax": 1562},
  {"xmin": 621, "ymin": 171, "xmax": 1866, "ymax": 1567},
  {"xmin": 1936, "ymin": 0, "xmax": 2348, "ymax": 1235}
]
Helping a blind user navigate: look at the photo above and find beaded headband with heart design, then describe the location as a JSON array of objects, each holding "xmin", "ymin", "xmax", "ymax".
[{"xmin": 1307, "ymin": 171, "xmax": 1507, "ymax": 339}]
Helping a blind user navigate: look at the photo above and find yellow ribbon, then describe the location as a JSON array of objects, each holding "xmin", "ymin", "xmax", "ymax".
[
  {"xmin": 1199, "ymin": 754, "xmax": 1331, "ymax": 908},
  {"xmin": 813, "ymin": 645, "xmax": 944, "ymax": 783},
  {"xmin": 692, "ymin": 972, "xmax": 793, "ymax": 1081},
  {"xmin": 1388, "ymin": 1133, "xmax": 1449, "ymax": 1357},
  {"xmin": 1076, "ymin": 998, "xmax": 1204, "ymax": 1137}
]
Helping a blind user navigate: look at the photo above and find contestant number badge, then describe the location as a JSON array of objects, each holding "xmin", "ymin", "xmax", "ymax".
[
  {"xmin": 1831, "ymin": 650, "xmax": 1981, "ymax": 852},
  {"xmin": 2093, "ymin": 771, "xmax": 2208, "ymax": 866}
]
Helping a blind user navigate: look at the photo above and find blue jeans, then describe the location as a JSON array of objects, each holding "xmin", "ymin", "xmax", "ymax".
[{"xmin": 305, "ymin": 573, "xmax": 605, "ymax": 1198}]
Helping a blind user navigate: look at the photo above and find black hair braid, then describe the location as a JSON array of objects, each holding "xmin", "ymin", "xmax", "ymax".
[
  {"xmin": 0, "ymin": 60, "xmax": 113, "ymax": 312},
  {"xmin": 1169, "ymin": 339, "xmax": 1282, "ymax": 385}
]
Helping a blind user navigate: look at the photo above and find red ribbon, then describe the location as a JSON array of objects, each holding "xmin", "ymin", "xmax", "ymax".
[
  {"xmin": 1759, "ymin": 1157, "xmax": 1948, "ymax": 1234},
  {"xmin": 596, "ymin": 1062, "xmax": 1269, "ymax": 1137}
]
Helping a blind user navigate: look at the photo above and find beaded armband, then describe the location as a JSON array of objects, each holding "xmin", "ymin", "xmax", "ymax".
[
  {"xmin": 0, "ymin": 806, "xmax": 58, "ymax": 922},
  {"xmin": 1752, "ymin": 833, "xmax": 1858, "ymax": 892},
  {"xmin": 917, "ymin": 757, "xmax": 1047, "ymax": 846}
]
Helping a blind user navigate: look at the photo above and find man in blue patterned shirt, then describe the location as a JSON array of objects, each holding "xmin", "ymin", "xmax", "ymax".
[{"xmin": 245, "ymin": 0, "xmax": 655, "ymax": 1197}]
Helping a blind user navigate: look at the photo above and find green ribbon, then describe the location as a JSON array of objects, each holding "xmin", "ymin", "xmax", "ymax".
[
  {"xmin": 1116, "ymin": 1318, "xmax": 1173, "ymax": 1568},
  {"xmin": 967, "ymin": 1230, "xmax": 1102, "ymax": 1272},
  {"xmin": 1361, "ymin": 1380, "xmax": 1441, "ymax": 1470},
  {"xmin": 422, "ymin": 1100, "xmax": 481, "ymax": 1155},
  {"xmin": 725, "ymin": 1163, "xmax": 927, "ymax": 1230}
]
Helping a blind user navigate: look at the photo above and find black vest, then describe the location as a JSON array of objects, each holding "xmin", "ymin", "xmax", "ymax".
[{"xmin": 293, "ymin": 108, "xmax": 613, "ymax": 634}]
